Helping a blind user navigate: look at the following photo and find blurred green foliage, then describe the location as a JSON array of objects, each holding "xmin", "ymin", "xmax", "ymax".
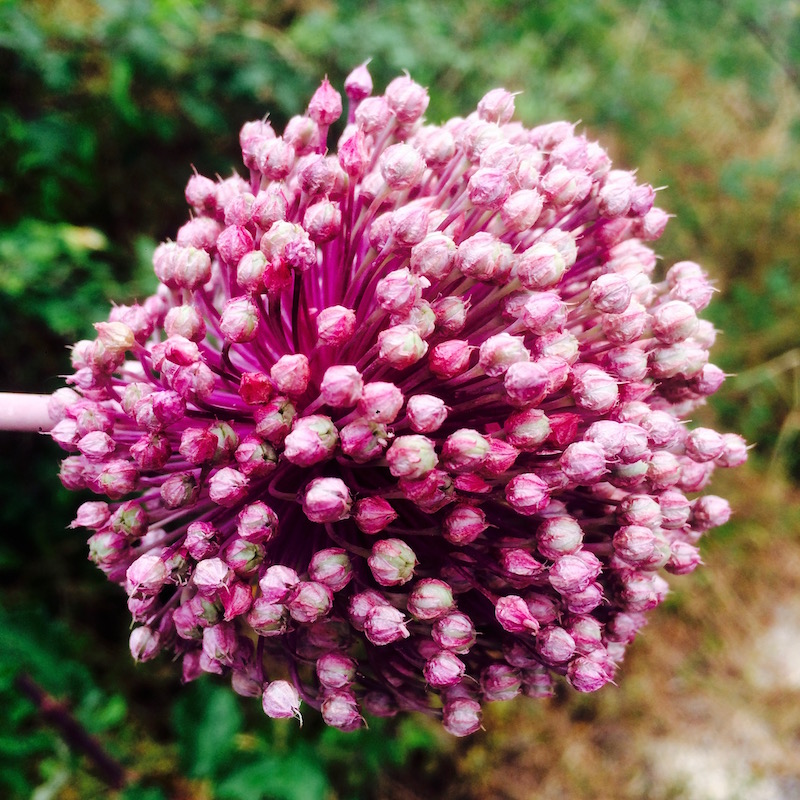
[{"xmin": 1, "ymin": 0, "xmax": 798, "ymax": 797}]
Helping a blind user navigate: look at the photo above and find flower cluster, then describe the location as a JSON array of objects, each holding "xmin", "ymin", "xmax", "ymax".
[{"xmin": 51, "ymin": 65, "xmax": 746, "ymax": 735}]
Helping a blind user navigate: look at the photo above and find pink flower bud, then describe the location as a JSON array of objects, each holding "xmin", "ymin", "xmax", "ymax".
[
  {"xmin": 315, "ymin": 305, "xmax": 357, "ymax": 346},
  {"xmin": 234, "ymin": 436, "xmax": 278, "ymax": 478},
  {"xmin": 309, "ymin": 548, "xmax": 352, "ymax": 592},
  {"xmin": 235, "ymin": 501, "xmax": 277, "ymax": 543},
  {"xmin": 78, "ymin": 431, "xmax": 116, "ymax": 461},
  {"xmin": 716, "ymin": 433, "xmax": 748, "ymax": 468},
  {"xmin": 316, "ymin": 652, "xmax": 357, "ymax": 690},
  {"xmin": 480, "ymin": 438, "xmax": 519, "ymax": 477},
  {"xmin": 308, "ymin": 77, "xmax": 342, "ymax": 126},
  {"xmin": 467, "ymin": 167, "xmax": 511, "ymax": 209},
  {"xmin": 572, "ymin": 365, "xmax": 619, "ymax": 413},
  {"xmin": 184, "ymin": 172, "xmax": 217, "ymax": 212},
  {"xmin": 254, "ymin": 566, "xmax": 298, "ymax": 606},
  {"xmin": 386, "ymin": 434, "xmax": 438, "ymax": 479},
  {"xmin": 376, "ymin": 268, "xmax": 425, "ymax": 314},
  {"xmin": 685, "ymin": 427, "xmax": 725, "ymax": 463},
  {"xmin": 560, "ymin": 441, "xmax": 607, "ymax": 485},
  {"xmin": 126, "ymin": 553, "xmax": 167, "ymax": 598},
  {"xmin": 602, "ymin": 299, "xmax": 649, "ymax": 344},
  {"xmin": 505, "ymin": 473, "xmax": 550, "ymax": 516},
  {"xmin": 94, "ymin": 459, "xmax": 139, "ymax": 499},
  {"xmin": 425, "ymin": 650, "xmax": 466, "ymax": 688},
  {"xmin": 441, "ymin": 429, "xmax": 489, "ymax": 473},
  {"xmin": 368, "ymin": 538, "xmax": 418, "ymax": 586},
  {"xmin": 287, "ymin": 581, "xmax": 334, "ymax": 623},
  {"xmin": 208, "ymin": 467, "xmax": 248, "ymax": 507},
  {"xmin": 302, "ymin": 477, "xmax": 351, "ymax": 523},
  {"xmin": 71, "ymin": 500, "xmax": 110, "ymax": 530},
  {"xmin": 443, "ymin": 504, "xmax": 488, "ymax": 545},
  {"xmin": 356, "ymin": 381, "xmax": 403, "ymax": 423},
  {"xmin": 202, "ymin": 621, "xmax": 238, "ymax": 666},
  {"xmin": 320, "ymin": 690, "xmax": 363, "ymax": 732},
  {"xmin": 262, "ymin": 680, "xmax": 302, "ymax": 722},
  {"xmin": 428, "ymin": 612, "xmax": 475, "ymax": 654},
  {"xmin": 284, "ymin": 415, "xmax": 338, "ymax": 466},
  {"xmin": 355, "ymin": 95, "xmax": 392, "ymax": 135},
  {"xmin": 344, "ymin": 61, "xmax": 372, "ymax": 104},
  {"xmin": 442, "ymin": 697, "xmax": 482, "ymax": 737},
  {"xmin": 652, "ymin": 300, "xmax": 698, "ymax": 343},
  {"xmin": 457, "ymin": 232, "xmax": 513, "ymax": 282},
  {"xmin": 691, "ymin": 495, "xmax": 731, "ymax": 531},
  {"xmin": 515, "ymin": 242, "xmax": 565, "ymax": 290},
  {"xmin": 645, "ymin": 450, "xmax": 681, "ymax": 490},
  {"xmin": 503, "ymin": 361, "xmax": 551, "ymax": 407},
  {"xmin": 403, "ymin": 394, "xmax": 447, "ymax": 433},
  {"xmin": 130, "ymin": 626, "xmax": 161, "ymax": 662},
  {"xmin": 252, "ymin": 184, "xmax": 288, "ymax": 230},
  {"xmin": 410, "ymin": 232, "xmax": 457, "ymax": 280},
  {"xmin": 220, "ymin": 297, "xmax": 259, "ymax": 343},
  {"xmin": 363, "ymin": 604, "xmax": 410, "ymax": 645},
  {"xmin": 619, "ymin": 573, "xmax": 669, "ymax": 612},
  {"xmin": 223, "ymin": 537, "xmax": 265, "ymax": 576},
  {"xmin": 110, "ymin": 501, "xmax": 147, "ymax": 539},
  {"xmin": 501, "ymin": 548, "xmax": 546, "ymax": 582},
  {"xmin": 406, "ymin": 579, "xmax": 455, "ymax": 621},
  {"xmin": 613, "ymin": 525, "xmax": 670, "ymax": 569},
  {"xmin": 385, "ymin": 74, "xmax": 429, "ymax": 123},
  {"xmin": 237, "ymin": 372, "xmax": 272, "ymax": 406},
  {"xmin": 589, "ymin": 273, "xmax": 632, "ymax": 314},
  {"xmin": 666, "ymin": 541, "xmax": 703, "ymax": 575},
  {"xmin": 185, "ymin": 522, "xmax": 218, "ymax": 561},
  {"xmin": 318, "ymin": 365, "xmax": 362, "ymax": 408},
  {"xmin": 179, "ymin": 427, "xmax": 217, "ymax": 465},
  {"xmin": 353, "ymin": 497, "xmax": 397, "ymax": 534},
  {"xmin": 94, "ymin": 320, "xmax": 135, "ymax": 357},
  {"xmin": 254, "ymin": 397, "xmax": 296, "ymax": 445},
  {"xmin": 378, "ymin": 324, "xmax": 428, "ymax": 368},
  {"xmin": 495, "ymin": 595, "xmax": 540, "ymax": 634},
  {"xmin": 481, "ymin": 664, "xmax": 522, "ymax": 702},
  {"xmin": 193, "ymin": 557, "xmax": 234, "ymax": 597},
  {"xmin": 548, "ymin": 551, "xmax": 602, "ymax": 595},
  {"xmin": 340, "ymin": 418, "xmax": 389, "ymax": 463},
  {"xmin": 379, "ymin": 143, "xmax": 426, "ymax": 190},
  {"xmin": 476, "ymin": 87, "xmax": 515, "ymax": 124},
  {"xmin": 255, "ymin": 137, "xmax": 296, "ymax": 179},
  {"xmin": 567, "ymin": 656, "xmax": 612, "ymax": 692},
  {"xmin": 598, "ymin": 170, "xmax": 635, "ymax": 217},
  {"xmin": 537, "ymin": 516, "xmax": 583, "ymax": 559},
  {"xmin": 267, "ymin": 354, "xmax": 309, "ymax": 397}
]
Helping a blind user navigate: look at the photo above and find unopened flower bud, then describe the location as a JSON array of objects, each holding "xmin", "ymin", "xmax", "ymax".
[
  {"xmin": 368, "ymin": 538, "xmax": 417, "ymax": 586},
  {"xmin": 443, "ymin": 505, "xmax": 488, "ymax": 545},
  {"xmin": 262, "ymin": 680, "xmax": 302, "ymax": 722},
  {"xmin": 303, "ymin": 477, "xmax": 351, "ymax": 523}
]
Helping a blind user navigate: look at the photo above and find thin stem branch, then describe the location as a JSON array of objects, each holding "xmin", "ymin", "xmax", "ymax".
[{"xmin": 16, "ymin": 674, "xmax": 128, "ymax": 789}]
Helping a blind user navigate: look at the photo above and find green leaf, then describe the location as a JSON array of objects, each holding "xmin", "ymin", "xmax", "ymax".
[
  {"xmin": 173, "ymin": 680, "xmax": 244, "ymax": 780},
  {"xmin": 216, "ymin": 748, "xmax": 330, "ymax": 800}
]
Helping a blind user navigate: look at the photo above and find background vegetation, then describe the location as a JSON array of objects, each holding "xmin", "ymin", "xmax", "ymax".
[{"xmin": 1, "ymin": 0, "xmax": 799, "ymax": 797}]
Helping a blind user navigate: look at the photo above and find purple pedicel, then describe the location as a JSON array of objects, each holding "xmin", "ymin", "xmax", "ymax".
[{"xmin": 52, "ymin": 65, "xmax": 745, "ymax": 734}]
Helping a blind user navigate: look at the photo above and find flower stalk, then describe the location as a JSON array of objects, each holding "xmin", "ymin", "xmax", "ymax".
[{"xmin": 0, "ymin": 392, "xmax": 54, "ymax": 432}]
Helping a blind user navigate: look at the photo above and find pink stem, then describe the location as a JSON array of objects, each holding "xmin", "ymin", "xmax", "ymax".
[{"xmin": 0, "ymin": 392, "xmax": 53, "ymax": 432}]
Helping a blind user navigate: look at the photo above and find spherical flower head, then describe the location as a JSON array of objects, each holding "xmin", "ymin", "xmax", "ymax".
[{"xmin": 55, "ymin": 67, "xmax": 745, "ymax": 736}]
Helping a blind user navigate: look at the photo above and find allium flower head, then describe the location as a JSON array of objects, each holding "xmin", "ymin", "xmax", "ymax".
[{"xmin": 54, "ymin": 66, "xmax": 746, "ymax": 735}]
